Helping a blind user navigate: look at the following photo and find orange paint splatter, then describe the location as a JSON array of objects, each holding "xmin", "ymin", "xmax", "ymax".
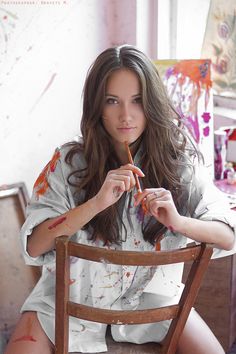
[
  {"xmin": 34, "ymin": 150, "xmax": 60, "ymax": 198},
  {"xmin": 126, "ymin": 272, "xmax": 131, "ymax": 277},
  {"xmin": 173, "ymin": 60, "xmax": 212, "ymax": 90}
]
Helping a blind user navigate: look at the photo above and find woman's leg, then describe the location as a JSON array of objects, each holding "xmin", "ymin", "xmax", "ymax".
[
  {"xmin": 177, "ymin": 309, "xmax": 225, "ymax": 354},
  {"xmin": 4, "ymin": 311, "xmax": 54, "ymax": 354}
]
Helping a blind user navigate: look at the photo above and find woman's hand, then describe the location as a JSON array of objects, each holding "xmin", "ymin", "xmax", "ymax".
[
  {"xmin": 95, "ymin": 164, "xmax": 145, "ymax": 211},
  {"xmin": 134, "ymin": 188, "xmax": 182, "ymax": 231}
]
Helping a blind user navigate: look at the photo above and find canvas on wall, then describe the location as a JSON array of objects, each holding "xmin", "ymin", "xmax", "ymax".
[
  {"xmin": 201, "ymin": 0, "xmax": 236, "ymax": 96},
  {"xmin": 155, "ymin": 59, "xmax": 213, "ymax": 175}
]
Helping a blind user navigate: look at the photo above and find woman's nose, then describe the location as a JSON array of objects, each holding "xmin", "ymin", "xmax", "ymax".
[{"xmin": 119, "ymin": 103, "xmax": 132, "ymax": 122}]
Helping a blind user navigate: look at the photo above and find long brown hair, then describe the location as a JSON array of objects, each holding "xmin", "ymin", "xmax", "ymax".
[{"xmin": 65, "ymin": 45, "xmax": 200, "ymax": 245}]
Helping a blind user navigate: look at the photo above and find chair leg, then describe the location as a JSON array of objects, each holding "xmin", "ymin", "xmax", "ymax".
[{"xmin": 55, "ymin": 236, "xmax": 70, "ymax": 354}]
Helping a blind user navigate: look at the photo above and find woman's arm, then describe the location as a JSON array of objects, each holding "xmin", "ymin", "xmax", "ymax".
[
  {"xmin": 173, "ymin": 216, "xmax": 234, "ymax": 250},
  {"xmin": 27, "ymin": 196, "xmax": 101, "ymax": 258},
  {"xmin": 27, "ymin": 163, "xmax": 144, "ymax": 258},
  {"xmin": 134, "ymin": 188, "xmax": 235, "ymax": 251}
]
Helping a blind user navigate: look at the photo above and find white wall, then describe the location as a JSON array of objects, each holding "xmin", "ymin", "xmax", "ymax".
[
  {"xmin": 0, "ymin": 0, "xmax": 152, "ymax": 193},
  {"xmin": 0, "ymin": 0, "xmax": 138, "ymax": 193}
]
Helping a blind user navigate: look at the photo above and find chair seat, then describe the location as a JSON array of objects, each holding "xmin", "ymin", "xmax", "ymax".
[
  {"xmin": 105, "ymin": 330, "xmax": 161, "ymax": 353},
  {"xmin": 70, "ymin": 327, "xmax": 162, "ymax": 354}
]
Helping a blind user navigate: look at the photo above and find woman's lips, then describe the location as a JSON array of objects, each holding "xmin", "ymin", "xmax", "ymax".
[{"xmin": 117, "ymin": 127, "xmax": 136, "ymax": 132}]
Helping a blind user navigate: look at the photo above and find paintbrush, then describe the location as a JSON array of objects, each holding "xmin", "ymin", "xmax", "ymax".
[{"xmin": 124, "ymin": 141, "xmax": 147, "ymax": 213}]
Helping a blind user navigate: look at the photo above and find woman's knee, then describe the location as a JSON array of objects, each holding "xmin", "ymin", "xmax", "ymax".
[{"xmin": 4, "ymin": 311, "xmax": 54, "ymax": 354}]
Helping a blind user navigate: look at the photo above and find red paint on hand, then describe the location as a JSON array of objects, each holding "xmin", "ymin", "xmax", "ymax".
[
  {"xmin": 48, "ymin": 216, "xmax": 67, "ymax": 230},
  {"xmin": 168, "ymin": 225, "xmax": 175, "ymax": 232}
]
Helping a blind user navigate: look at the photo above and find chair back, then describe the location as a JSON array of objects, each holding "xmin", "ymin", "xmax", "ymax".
[
  {"xmin": 55, "ymin": 236, "xmax": 213, "ymax": 354},
  {"xmin": 0, "ymin": 183, "xmax": 41, "ymax": 341}
]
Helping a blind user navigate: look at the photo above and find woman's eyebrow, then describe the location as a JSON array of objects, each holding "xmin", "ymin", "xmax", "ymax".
[
  {"xmin": 105, "ymin": 93, "xmax": 141, "ymax": 97},
  {"xmin": 105, "ymin": 94, "xmax": 118, "ymax": 97}
]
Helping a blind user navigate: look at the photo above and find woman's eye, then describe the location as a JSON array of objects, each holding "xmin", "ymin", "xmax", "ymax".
[
  {"xmin": 133, "ymin": 96, "xmax": 142, "ymax": 104},
  {"xmin": 106, "ymin": 97, "xmax": 118, "ymax": 104}
]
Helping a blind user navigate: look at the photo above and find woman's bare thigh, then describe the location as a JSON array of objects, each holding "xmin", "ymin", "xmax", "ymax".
[
  {"xmin": 177, "ymin": 309, "xmax": 225, "ymax": 354},
  {"xmin": 4, "ymin": 311, "xmax": 54, "ymax": 354}
]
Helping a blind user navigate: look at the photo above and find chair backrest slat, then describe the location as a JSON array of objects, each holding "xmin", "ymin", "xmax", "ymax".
[
  {"xmin": 68, "ymin": 241, "xmax": 202, "ymax": 266},
  {"xmin": 67, "ymin": 302, "xmax": 180, "ymax": 324}
]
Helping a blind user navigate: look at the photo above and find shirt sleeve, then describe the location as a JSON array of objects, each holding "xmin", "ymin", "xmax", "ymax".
[
  {"xmin": 20, "ymin": 148, "xmax": 71, "ymax": 266},
  {"xmin": 190, "ymin": 163, "xmax": 236, "ymax": 259}
]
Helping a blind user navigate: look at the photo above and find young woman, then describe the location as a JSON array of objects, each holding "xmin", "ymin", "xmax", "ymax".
[{"xmin": 4, "ymin": 45, "xmax": 235, "ymax": 354}]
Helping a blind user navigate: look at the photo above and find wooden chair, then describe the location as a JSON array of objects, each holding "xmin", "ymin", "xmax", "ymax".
[
  {"xmin": 55, "ymin": 236, "xmax": 213, "ymax": 354},
  {"xmin": 0, "ymin": 183, "xmax": 41, "ymax": 342}
]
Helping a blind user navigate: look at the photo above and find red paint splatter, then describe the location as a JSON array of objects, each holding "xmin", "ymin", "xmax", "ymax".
[
  {"xmin": 14, "ymin": 335, "xmax": 37, "ymax": 343},
  {"xmin": 126, "ymin": 272, "xmax": 131, "ymax": 278},
  {"xmin": 3, "ymin": 15, "xmax": 8, "ymax": 20},
  {"xmin": 69, "ymin": 279, "xmax": 76, "ymax": 285},
  {"xmin": 13, "ymin": 317, "xmax": 37, "ymax": 343},
  {"xmin": 48, "ymin": 216, "xmax": 67, "ymax": 230}
]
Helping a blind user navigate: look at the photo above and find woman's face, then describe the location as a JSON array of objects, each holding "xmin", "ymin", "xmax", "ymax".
[{"xmin": 102, "ymin": 69, "xmax": 146, "ymax": 153}]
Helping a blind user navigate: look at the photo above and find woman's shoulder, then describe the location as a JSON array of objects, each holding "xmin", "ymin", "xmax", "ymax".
[{"xmin": 57, "ymin": 136, "xmax": 87, "ymax": 169}]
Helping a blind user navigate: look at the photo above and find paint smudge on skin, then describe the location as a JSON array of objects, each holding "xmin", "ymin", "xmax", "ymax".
[
  {"xmin": 14, "ymin": 335, "xmax": 37, "ymax": 343},
  {"xmin": 48, "ymin": 216, "xmax": 67, "ymax": 230},
  {"xmin": 13, "ymin": 317, "xmax": 37, "ymax": 343}
]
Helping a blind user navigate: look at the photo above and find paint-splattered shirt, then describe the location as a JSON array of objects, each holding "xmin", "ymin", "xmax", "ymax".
[{"xmin": 20, "ymin": 144, "xmax": 236, "ymax": 353}]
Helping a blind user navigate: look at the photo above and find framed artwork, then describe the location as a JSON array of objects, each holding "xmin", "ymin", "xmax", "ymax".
[
  {"xmin": 201, "ymin": 0, "xmax": 236, "ymax": 97},
  {"xmin": 155, "ymin": 59, "xmax": 213, "ymax": 175}
]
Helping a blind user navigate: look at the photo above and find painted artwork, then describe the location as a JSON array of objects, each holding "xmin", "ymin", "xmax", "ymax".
[
  {"xmin": 201, "ymin": 0, "xmax": 236, "ymax": 96},
  {"xmin": 155, "ymin": 59, "xmax": 213, "ymax": 174}
]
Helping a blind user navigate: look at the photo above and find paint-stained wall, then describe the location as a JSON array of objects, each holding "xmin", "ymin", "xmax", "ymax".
[{"xmin": 0, "ymin": 0, "xmax": 137, "ymax": 193}]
